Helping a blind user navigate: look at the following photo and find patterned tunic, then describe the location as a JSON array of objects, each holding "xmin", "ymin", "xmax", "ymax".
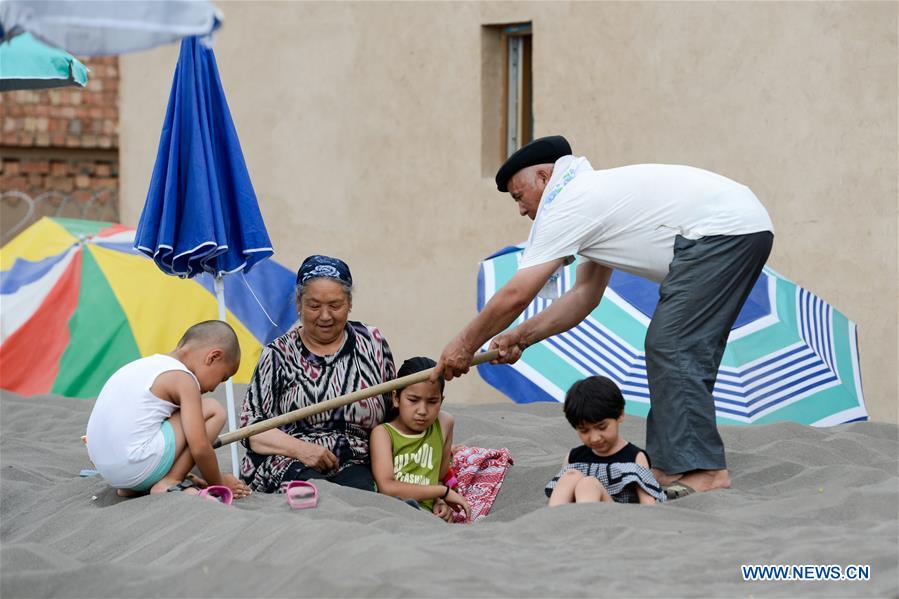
[{"xmin": 239, "ymin": 321, "xmax": 395, "ymax": 492}]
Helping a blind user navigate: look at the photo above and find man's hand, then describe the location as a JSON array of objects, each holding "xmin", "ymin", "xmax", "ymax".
[
  {"xmin": 296, "ymin": 441, "xmax": 339, "ymax": 472},
  {"xmin": 222, "ymin": 473, "xmax": 252, "ymax": 499},
  {"xmin": 432, "ymin": 262, "xmax": 565, "ymax": 382},
  {"xmin": 433, "ymin": 336, "xmax": 474, "ymax": 381},
  {"xmin": 489, "ymin": 327, "xmax": 527, "ymax": 364}
]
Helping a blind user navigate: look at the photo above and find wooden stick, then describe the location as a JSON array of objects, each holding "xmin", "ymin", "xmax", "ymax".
[{"xmin": 213, "ymin": 350, "xmax": 500, "ymax": 449}]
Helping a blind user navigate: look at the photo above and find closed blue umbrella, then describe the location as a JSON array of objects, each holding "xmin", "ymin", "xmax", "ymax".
[
  {"xmin": 134, "ymin": 36, "xmax": 274, "ymax": 474},
  {"xmin": 135, "ymin": 36, "xmax": 271, "ymax": 278}
]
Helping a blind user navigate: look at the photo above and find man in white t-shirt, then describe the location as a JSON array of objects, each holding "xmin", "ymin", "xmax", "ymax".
[{"xmin": 434, "ymin": 135, "xmax": 774, "ymax": 496}]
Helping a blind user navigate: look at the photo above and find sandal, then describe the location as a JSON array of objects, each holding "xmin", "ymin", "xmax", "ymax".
[
  {"xmin": 664, "ymin": 481, "xmax": 696, "ymax": 500},
  {"xmin": 286, "ymin": 480, "xmax": 318, "ymax": 509},
  {"xmin": 166, "ymin": 479, "xmax": 197, "ymax": 493},
  {"xmin": 197, "ymin": 485, "xmax": 233, "ymax": 505}
]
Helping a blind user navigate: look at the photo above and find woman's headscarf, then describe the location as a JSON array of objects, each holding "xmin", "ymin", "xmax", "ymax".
[{"xmin": 296, "ymin": 255, "xmax": 353, "ymax": 287}]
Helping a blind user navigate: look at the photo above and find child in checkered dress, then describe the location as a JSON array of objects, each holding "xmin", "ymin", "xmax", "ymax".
[{"xmin": 545, "ymin": 376, "xmax": 666, "ymax": 505}]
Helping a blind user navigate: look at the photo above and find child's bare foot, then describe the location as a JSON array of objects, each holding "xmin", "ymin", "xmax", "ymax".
[{"xmin": 116, "ymin": 489, "xmax": 139, "ymax": 497}]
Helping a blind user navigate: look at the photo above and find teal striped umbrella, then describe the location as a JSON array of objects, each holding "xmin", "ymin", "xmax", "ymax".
[
  {"xmin": 0, "ymin": 32, "xmax": 87, "ymax": 91},
  {"xmin": 477, "ymin": 246, "xmax": 867, "ymax": 426}
]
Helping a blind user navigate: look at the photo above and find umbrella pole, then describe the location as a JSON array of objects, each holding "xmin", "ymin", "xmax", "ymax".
[
  {"xmin": 212, "ymin": 350, "xmax": 499, "ymax": 449},
  {"xmin": 214, "ymin": 274, "xmax": 241, "ymax": 477}
]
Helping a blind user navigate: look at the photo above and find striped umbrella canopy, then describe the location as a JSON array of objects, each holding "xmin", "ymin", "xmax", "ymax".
[
  {"xmin": 476, "ymin": 246, "xmax": 867, "ymax": 427},
  {"xmin": 0, "ymin": 217, "xmax": 296, "ymax": 398}
]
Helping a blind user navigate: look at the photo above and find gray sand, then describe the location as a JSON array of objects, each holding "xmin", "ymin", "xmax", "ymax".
[{"xmin": 1, "ymin": 392, "xmax": 896, "ymax": 597}]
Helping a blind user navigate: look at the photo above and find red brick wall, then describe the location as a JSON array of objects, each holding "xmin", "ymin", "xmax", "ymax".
[
  {"xmin": 0, "ymin": 55, "xmax": 120, "ymax": 238},
  {"xmin": 1, "ymin": 156, "xmax": 117, "ymax": 199}
]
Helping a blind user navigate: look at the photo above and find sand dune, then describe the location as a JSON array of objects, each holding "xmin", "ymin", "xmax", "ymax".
[{"xmin": 1, "ymin": 392, "xmax": 896, "ymax": 597}]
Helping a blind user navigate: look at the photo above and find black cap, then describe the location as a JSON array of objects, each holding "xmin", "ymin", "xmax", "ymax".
[{"xmin": 495, "ymin": 135, "xmax": 572, "ymax": 192}]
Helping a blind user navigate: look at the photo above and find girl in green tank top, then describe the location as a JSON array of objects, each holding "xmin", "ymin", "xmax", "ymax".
[{"xmin": 370, "ymin": 357, "xmax": 471, "ymax": 521}]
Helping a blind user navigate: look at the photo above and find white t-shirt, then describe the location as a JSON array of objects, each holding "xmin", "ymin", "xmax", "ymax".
[
  {"xmin": 518, "ymin": 157, "xmax": 774, "ymax": 282},
  {"xmin": 86, "ymin": 354, "xmax": 198, "ymax": 488}
]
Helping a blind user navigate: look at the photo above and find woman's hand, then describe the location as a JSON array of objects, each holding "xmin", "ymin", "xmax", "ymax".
[
  {"xmin": 296, "ymin": 440, "xmax": 339, "ymax": 472},
  {"xmin": 432, "ymin": 499, "xmax": 454, "ymax": 522},
  {"xmin": 222, "ymin": 474, "xmax": 252, "ymax": 499},
  {"xmin": 445, "ymin": 489, "xmax": 471, "ymax": 521}
]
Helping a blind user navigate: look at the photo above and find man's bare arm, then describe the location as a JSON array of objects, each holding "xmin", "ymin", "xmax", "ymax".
[
  {"xmin": 516, "ymin": 260, "xmax": 611, "ymax": 346},
  {"xmin": 435, "ymin": 258, "xmax": 564, "ymax": 379},
  {"xmin": 490, "ymin": 261, "xmax": 611, "ymax": 363}
]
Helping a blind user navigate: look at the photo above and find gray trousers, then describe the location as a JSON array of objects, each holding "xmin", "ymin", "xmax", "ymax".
[{"xmin": 645, "ymin": 231, "xmax": 774, "ymax": 474}]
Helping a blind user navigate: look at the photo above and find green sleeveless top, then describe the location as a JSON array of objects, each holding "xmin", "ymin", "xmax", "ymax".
[{"xmin": 383, "ymin": 420, "xmax": 444, "ymax": 511}]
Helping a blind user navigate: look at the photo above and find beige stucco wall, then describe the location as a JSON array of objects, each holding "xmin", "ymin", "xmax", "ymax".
[{"xmin": 120, "ymin": 1, "xmax": 898, "ymax": 423}]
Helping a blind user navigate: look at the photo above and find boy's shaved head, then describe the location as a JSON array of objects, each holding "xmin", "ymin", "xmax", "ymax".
[{"xmin": 177, "ymin": 320, "xmax": 241, "ymax": 363}]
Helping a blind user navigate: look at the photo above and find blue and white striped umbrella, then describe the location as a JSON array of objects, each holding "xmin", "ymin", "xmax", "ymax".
[{"xmin": 477, "ymin": 246, "xmax": 867, "ymax": 426}]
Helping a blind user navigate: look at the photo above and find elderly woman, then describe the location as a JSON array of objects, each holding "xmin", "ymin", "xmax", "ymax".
[{"xmin": 239, "ymin": 255, "xmax": 395, "ymax": 492}]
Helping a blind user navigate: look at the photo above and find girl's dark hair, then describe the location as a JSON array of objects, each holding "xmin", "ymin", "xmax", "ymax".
[
  {"xmin": 563, "ymin": 376, "xmax": 625, "ymax": 427},
  {"xmin": 397, "ymin": 356, "xmax": 444, "ymax": 393}
]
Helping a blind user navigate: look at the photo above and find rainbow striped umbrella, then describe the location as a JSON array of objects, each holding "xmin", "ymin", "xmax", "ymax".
[
  {"xmin": 0, "ymin": 217, "xmax": 296, "ymax": 398},
  {"xmin": 477, "ymin": 246, "xmax": 867, "ymax": 427}
]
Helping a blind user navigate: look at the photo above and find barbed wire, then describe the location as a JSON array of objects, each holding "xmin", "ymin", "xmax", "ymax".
[{"xmin": 1, "ymin": 189, "xmax": 119, "ymax": 245}]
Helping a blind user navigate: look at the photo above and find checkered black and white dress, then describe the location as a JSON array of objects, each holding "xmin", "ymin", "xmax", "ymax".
[{"xmin": 545, "ymin": 442, "xmax": 666, "ymax": 503}]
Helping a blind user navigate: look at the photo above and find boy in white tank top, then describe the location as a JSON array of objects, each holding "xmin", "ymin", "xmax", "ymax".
[{"xmin": 86, "ymin": 321, "xmax": 251, "ymax": 499}]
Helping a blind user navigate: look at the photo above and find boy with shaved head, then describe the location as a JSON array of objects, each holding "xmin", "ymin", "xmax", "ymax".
[{"xmin": 86, "ymin": 320, "xmax": 250, "ymax": 499}]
